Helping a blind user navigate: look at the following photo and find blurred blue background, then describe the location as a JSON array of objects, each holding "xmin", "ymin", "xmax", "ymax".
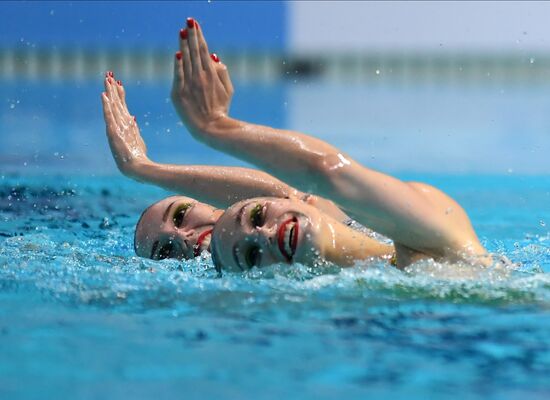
[
  {"xmin": 1, "ymin": 1, "xmax": 549, "ymax": 175},
  {"xmin": 1, "ymin": 1, "xmax": 286, "ymax": 50}
]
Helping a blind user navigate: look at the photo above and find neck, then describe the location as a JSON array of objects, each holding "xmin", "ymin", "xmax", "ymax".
[{"xmin": 319, "ymin": 219, "xmax": 394, "ymax": 267}]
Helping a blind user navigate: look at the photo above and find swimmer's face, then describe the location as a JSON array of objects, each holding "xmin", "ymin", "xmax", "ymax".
[
  {"xmin": 134, "ymin": 196, "xmax": 223, "ymax": 260},
  {"xmin": 210, "ymin": 197, "xmax": 327, "ymax": 272}
]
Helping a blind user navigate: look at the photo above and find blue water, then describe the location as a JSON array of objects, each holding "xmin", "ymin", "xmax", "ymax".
[
  {"xmin": 1, "ymin": 79, "xmax": 550, "ymax": 399},
  {"xmin": 0, "ymin": 173, "xmax": 549, "ymax": 399}
]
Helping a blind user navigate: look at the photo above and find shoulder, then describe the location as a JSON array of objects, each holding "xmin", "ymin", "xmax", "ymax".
[{"xmin": 406, "ymin": 181, "xmax": 457, "ymax": 208}]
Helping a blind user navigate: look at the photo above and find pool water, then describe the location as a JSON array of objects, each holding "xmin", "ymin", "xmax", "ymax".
[
  {"xmin": 2, "ymin": 76, "xmax": 550, "ymax": 398},
  {"xmin": 1, "ymin": 173, "xmax": 549, "ymax": 399}
]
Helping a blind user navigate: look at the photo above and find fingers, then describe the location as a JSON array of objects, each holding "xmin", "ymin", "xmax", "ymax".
[
  {"xmin": 104, "ymin": 72, "xmax": 132, "ymax": 127},
  {"xmin": 101, "ymin": 92, "xmax": 115, "ymax": 130},
  {"xmin": 215, "ymin": 60, "xmax": 234, "ymax": 96},
  {"xmin": 111, "ymin": 81, "xmax": 128, "ymax": 121},
  {"xmin": 115, "ymin": 80, "xmax": 132, "ymax": 120},
  {"xmin": 186, "ymin": 18, "xmax": 202, "ymax": 75},
  {"xmin": 196, "ymin": 21, "xmax": 214, "ymax": 75},
  {"xmin": 103, "ymin": 76, "xmax": 117, "ymax": 126},
  {"xmin": 173, "ymin": 50, "xmax": 185, "ymax": 92},
  {"xmin": 115, "ymin": 79, "xmax": 128, "ymax": 111},
  {"xmin": 104, "ymin": 77, "xmax": 125, "ymax": 127},
  {"xmin": 102, "ymin": 93, "xmax": 120, "ymax": 158},
  {"xmin": 114, "ymin": 79, "xmax": 125, "ymax": 105},
  {"xmin": 179, "ymin": 28, "xmax": 192, "ymax": 78}
]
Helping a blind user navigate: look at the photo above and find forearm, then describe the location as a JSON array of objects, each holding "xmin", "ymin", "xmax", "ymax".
[
  {"xmin": 131, "ymin": 160, "xmax": 300, "ymax": 209},
  {"xmin": 195, "ymin": 116, "xmax": 342, "ymax": 193},
  {"xmin": 192, "ymin": 117, "xmax": 442, "ymax": 240}
]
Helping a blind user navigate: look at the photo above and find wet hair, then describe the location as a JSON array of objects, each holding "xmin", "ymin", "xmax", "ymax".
[{"xmin": 133, "ymin": 203, "xmax": 155, "ymax": 255}]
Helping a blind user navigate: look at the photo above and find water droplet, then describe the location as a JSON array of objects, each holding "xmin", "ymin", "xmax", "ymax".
[{"xmin": 540, "ymin": 220, "xmax": 546, "ymax": 227}]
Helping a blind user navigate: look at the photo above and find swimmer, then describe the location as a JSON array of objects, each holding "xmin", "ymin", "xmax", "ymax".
[
  {"xmin": 170, "ymin": 18, "xmax": 490, "ymax": 271},
  {"xmin": 101, "ymin": 71, "xmax": 391, "ymax": 261}
]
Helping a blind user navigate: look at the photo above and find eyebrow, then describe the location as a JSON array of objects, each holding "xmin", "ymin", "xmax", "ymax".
[
  {"xmin": 150, "ymin": 240, "xmax": 160, "ymax": 259},
  {"xmin": 163, "ymin": 200, "xmax": 177, "ymax": 223}
]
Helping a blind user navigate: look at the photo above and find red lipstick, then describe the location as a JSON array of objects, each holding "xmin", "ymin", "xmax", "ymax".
[
  {"xmin": 277, "ymin": 217, "xmax": 299, "ymax": 262},
  {"xmin": 194, "ymin": 229, "xmax": 213, "ymax": 257}
]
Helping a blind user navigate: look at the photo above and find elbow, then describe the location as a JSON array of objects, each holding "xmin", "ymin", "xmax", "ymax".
[
  {"xmin": 308, "ymin": 152, "xmax": 362, "ymax": 203},
  {"xmin": 311, "ymin": 152, "xmax": 352, "ymax": 187}
]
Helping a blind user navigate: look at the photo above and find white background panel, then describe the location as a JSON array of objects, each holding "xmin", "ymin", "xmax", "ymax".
[{"xmin": 289, "ymin": 1, "xmax": 550, "ymax": 52}]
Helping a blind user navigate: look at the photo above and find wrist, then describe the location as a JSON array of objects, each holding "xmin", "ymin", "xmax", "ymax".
[
  {"xmin": 200, "ymin": 114, "xmax": 239, "ymax": 136},
  {"xmin": 121, "ymin": 157, "xmax": 154, "ymax": 181}
]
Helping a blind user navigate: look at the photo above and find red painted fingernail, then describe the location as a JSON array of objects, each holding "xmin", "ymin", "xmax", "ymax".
[
  {"xmin": 210, "ymin": 53, "xmax": 220, "ymax": 63},
  {"xmin": 194, "ymin": 20, "xmax": 199, "ymax": 29},
  {"xmin": 105, "ymin": 71, "xmax": 111, "ymax": 78},
  {"xmin": 180, "ymin": 28, "xmax": 188, "ymax": 40},
  {"xmin": 116, "ymin": 80, "xmax": 122, "ymax": 86},
  {"xmin": 133, "ymin": 116, "xmax": 137, "ymax": 122},
  {"xmin": 109, "ymin": 71, "xmax": 114, "ymax": 77},
  {"xmin": 186, "ymin": 18, "xmax": 194, "ymax": 29},
  {"xmin": 175, "ymin": 51, "xmax": 182, "ymax": 60},
  {"xmin": 108, "ymin": 78, "xmax": 112, "ymax": 84}
]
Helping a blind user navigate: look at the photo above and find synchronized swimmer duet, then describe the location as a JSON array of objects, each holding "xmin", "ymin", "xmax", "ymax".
[{"xmin": 101, "ymin": 17, "xmax": 490, "ymax": 272}]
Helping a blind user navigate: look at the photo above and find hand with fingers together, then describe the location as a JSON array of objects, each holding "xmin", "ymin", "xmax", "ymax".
[
  {"xmin": 101, "ymin": 72, "xmax": 149, "ymax": 179},
  {"xmin": 171, "ymin": 17, "xmax": 234, "ymax": 136}
]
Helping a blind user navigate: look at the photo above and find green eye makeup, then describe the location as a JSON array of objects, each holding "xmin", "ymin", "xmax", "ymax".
[
  {"xmin": 250, "ymin": 203, "xmax": 265, "ymax": 227},
  {"xmin": 245, "ymin": 245, "xmax": 261, "ymax": 268},
  {"xmin": 173, "ymin": 203, "xmax": 192, "ymax": 227}
]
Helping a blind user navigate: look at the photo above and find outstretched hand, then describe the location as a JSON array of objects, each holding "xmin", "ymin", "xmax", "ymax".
[
  {"xmin": 101, "ymin": 73, "xmax": 149, "ymax": 178},
  {"xmin": 171, "ymin": 18, "xmax": 234, "ymax": 134}
]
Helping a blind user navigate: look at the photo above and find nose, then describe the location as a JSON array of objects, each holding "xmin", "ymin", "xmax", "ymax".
[
  {"xmin": 165, "ymin": 229, "xmax": 196, "ymax": 258},
  {"xmin": 178, "ymin": 227, "xmax": 196, "ymax": 238},
  {"xmin": 255, "ymin": 225, "xmax": 276, "ymax": 247}
]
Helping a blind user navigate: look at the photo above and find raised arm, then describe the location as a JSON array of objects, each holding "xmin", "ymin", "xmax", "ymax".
[
  {"xmin": 174, "ymin": 19, "xmax": 488, "ymax": 261},
  {"xmin": 101, "ymin": 73, "xmax": 348, "ymax": 221},
  {"xmin": 170, "ymin": 19, "xmax": 340, "ymax": 192}
]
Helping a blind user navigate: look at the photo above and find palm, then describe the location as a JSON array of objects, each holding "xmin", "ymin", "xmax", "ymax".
[
  {"xmin": 171, "ymin": 20, "xmax": 234, "ymax": 133},
  {"xmin": 101, "ymin": 76, "xmax": 148, "ymax": 176}
]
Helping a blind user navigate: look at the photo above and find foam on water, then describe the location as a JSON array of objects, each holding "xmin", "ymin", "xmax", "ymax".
[
  {"xmin": 1, "ymin": 174, "xmax": 549, "ymax": 399},
  {"xmin": 2, "ymin": 232, "xmax": 549, "ymax": 311}
]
